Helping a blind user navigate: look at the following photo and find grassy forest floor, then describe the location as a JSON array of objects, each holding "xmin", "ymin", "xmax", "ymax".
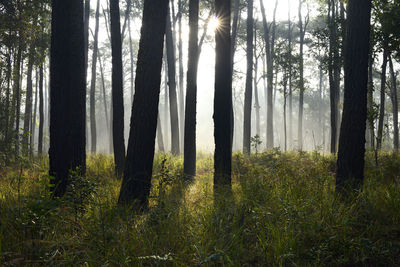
[{"xmin": 1, "ymin": 151, "xmax": 400, "ymax": 266}]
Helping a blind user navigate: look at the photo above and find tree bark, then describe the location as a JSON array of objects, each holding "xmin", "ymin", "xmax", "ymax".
[
  {"xmin": 298, "ymin": 0, "xmax": 305, "ymax": 150},
  {"xmin": 23, "ymin": 46, "xmax": 35, "ymax": 154},
  {"xmin": 90, "ymin": 0, "xmax": 100, "ymax": 154},
  {"xmin": 336, "ymin": 0, "xmax": 372, "ymax": 194},
  {"xmin": 243, "ymin": 0, "xmax": 253, "ymax": 154},
  {"xmin": 38, "ymin": 64, "xmax": 44, "ymax": 154},
  {"xmin": 184, "ymin": 0, "xmax": 199, "ymax": 177},
  {"xmin": 377, "ymin": 46, "xmax": 388, "ymax": 150},
  {"xmin": 214, "ymin": 0, "xmax": 232, "ymax": 188},
  {"xmin": 49, "ymin": 0, "xmax": 86, "ymax": 197},
  {"xmin": 118, "ymin": 0, "xmax": 168, "ymax": 208},
  {"xmin": 110, "ymin": 0, "xmax": 126, "ymax": 176},
  {"xmin": 178, "ymin": 0, "xmax": 185, "ymax": 151},
  {"xmin": 389, "ymin": 55, "xmax": 398, "ymax": 151},
  {"xmin": 165, "ymin": 7, "xmax": 180, "ymax": 155},
  {"xmin": 254, "ymin": 23, "xmax": 260, "ymax": 138}
]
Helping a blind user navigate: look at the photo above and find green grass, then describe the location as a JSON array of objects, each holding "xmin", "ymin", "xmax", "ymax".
[{"xmin": 1, "ymin": 151, "xmax": 400, "ymax": 266}]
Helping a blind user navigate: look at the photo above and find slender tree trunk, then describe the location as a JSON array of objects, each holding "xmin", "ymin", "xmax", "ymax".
[
  {"xmin": 38, "ymin": 64, "xmax": 44, "ymax": 154},
  {"xmin": 389, "ymin": 55, "xmax": 398, "ymax": 151},
  {"xmin": 165, "ymin": 7, "xmax": 180, "ymax": 155},
  {"xmin": 254, "ymin": 24, "xmax": 260, "ymax": 137},
  {"xmin": 336, "ymin": 0, "xmax": 372, "ymax": 194},
  {"xmin": 30, "ymin": 69, "xmax": 38, "ymax": 156},
  {"xmin": 288, "ymin": 0, "xmax": 293, "ymax": 150},
  {"xmin": 15, "ymin": 58, "xmax": 24, "ymax": 157},
  {"xmin": 23, "ymin": 47, "xmax": 35, "ymax": 154},
  {"xmin": 118, "ymin": 0, "xmax": 168, "ymax": 208},
  {"xmin": 157, "ymin": 114, "xmax": 165, "ymax": 152},
  {"xmin": 214, "ymin": 0, "xmax": 232, "ymax": 188},
  {"xmin": 89, "ymin": 0, "xmax": 100, "ymax": 154},
  {"xmin": 49, "ymin": 0, "xmax": 86, "ymax": 197},
  {"xmin": 367, "ymin": 47, "xmax": 375, "ymax": 149},
  {"xmin": 178, "ymin": 0, "xmax": 184, "ymax": 151},
  {"xmin": 184, "ymin": 0, "xmax": 199, "ymax": 177},
  {"xmin": 377, "ymin": 47, "xmax": 388, "ymax": 150},
  {"xmin": 4, "ymin": 48, "xmax": 12, "ymax": 148},
  {"xmin": 84, "ymin": 0, "xmax": 90, "ymax": 150},
  {"xmin": 243, "ymin": 0, "xmax": 253, "ymax": 154},
  {"xmin": 110, "ymin": 0, "xmax": 126, "ymax": 176},
  {"xmin": 98, "ymin": 51, "xmax": 111, "ymax": 153},
  {"xmin": 298, "ymin": 0, "xmax": 305, "ymax": 150}
]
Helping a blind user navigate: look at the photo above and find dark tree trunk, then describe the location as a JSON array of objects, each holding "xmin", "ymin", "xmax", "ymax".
[
  {"xmin": 336, "ymin": 0, "xmax": 372, "ymax": 193},
  {"xmin": 243, "ymin": 0, "xmax": 253, "ymax": 154},
  {"xmin": 110, "ymin": 0, "xmax": 126, "ymax": 176},
  {"xmin": 165, "ymin": 8, "xmax": 180, "ymax": 155},
  {"xmin": 118, "ymin": 0, "xmax": 168, "ymax": 209},
  {"xmin": 183, "ymin": 0, "xmax": 199, "ymax": 178},
  {"xmin": 38, "ymin": 64, "xmax": 44, "ymax": 154},
  {"xmin": 49, "ymin": 0, "xmax": 86, "ymax": 197},
  {"xmin": 214, "ymin": 0, "xmax": 232, "ymax": 188},
  {"xmin": 377, "ymin": 46, "xmax": 388, "ymax": 150},
  {"xmin": 15, "ymin": 57, "xmax": 23, "ymax": 157},
  {"xmin": 389, "ymin": 55, "xmax": 398, "ymax": 151},
  {"xmin": 90, "ymin": 0, "xmax": 100, "ymax": 154},
  {"xmin": 178, "ymin": 0, "xmax": 184, "ymax": 151},
  {"xmin": 367, "ymin": 46, "xmax": 375, "ymax": 149},
  {"xmin": 4, "ymin": 48, "xmax": 12, "ymax": 148},
  {"xmin": 23, "ymin": 47, "xmax": 35, "ymax": 154}
]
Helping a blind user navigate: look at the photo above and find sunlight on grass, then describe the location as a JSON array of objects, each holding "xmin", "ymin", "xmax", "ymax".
[{"xmin": 1, "ymin": 152, "xmax": 400, "ymax": 265}]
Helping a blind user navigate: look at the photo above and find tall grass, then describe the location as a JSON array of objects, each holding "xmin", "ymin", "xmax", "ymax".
[{"xmin": 1, "ymin": 151, "xmax": 400, "ymax": 266}]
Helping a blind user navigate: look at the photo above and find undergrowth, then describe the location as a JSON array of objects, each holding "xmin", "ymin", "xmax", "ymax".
[{"xmin": 1, "ymin": 151, "xmax": 400, "ymax": 266}]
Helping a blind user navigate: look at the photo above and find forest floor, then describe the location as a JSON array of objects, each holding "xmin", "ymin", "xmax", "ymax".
[{"xmin": 1, "ymin": 151, "xmax": 400, "ymax": 266}]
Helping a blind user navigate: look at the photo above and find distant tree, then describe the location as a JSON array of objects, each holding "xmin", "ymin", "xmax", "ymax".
[
  {"xmin": 110, "ymin": 0, "xmax": 126, "ymax": 176},
  {"xmin": 214, "ymin": 0, "xmax": 232, "ymax": 189},
  {"xmin": 184, "ymin": 0, "xmax": 199, "ymax": 177},
  {"xmin": 89, "ymin": 0, "xmax": 100, "ymax": 153},
  {"xmin": 49, "ymin": 0, "xmax": 86, "ymax": 197},
  {"xmin": 118, "ymin": 0, "xmax": 168, "ymax": 208},
  {"xmin": 336, "ymin": 0, "xmax": 372, "ymax": 194},
  {"xmin": 243, "ymin": 0, "xmax": 253, "ymax": 155}
]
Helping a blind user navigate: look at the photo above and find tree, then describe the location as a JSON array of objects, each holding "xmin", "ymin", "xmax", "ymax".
[
  {"xmin": 38, "ymin": 63, "xmax": 44, "ymax": 154},
  {"xmin": 110, "ymin": 0, "xmax": 126, "ymax": 176},
  {"xmin": 388, "ymin": 55, "xmax": 398, "ymax": 151},
  {"xmin": 165, "ymin": 6, "xmax": 180, "ymax": 155},
  {"xmin": 214, "ymin": 0, "xmax": 232, "ymax": 189},
  {"xmin": 336, "ymin": 0, "xmax": 372, "ymax": 194},
  {"xmin": 243, "ymin": 0, "xmax": 253, "ymax": 155},
  {"xmin": 183, "ymin": 0, "xmax": 199, "ymax": 177},
  {"xmin": 118, "ymin": 0, "xmax": 169, "ymax": 208},
  {"xmin": 49, "ymin": 0, "xmax": 86, "ymax": 197},
  {"xmin": 89, "ymin": 0, "xmax": 100, "ymax": 153}
]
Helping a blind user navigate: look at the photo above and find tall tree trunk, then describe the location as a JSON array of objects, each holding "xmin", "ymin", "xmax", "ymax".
[
  {"xmin": 23, "ymin": 47, "xmax": 35, "ymax": 154},
  {"xmin": 389, "ymin": 55, "xmax": 398, "ymax": 151},
  {"xmin": 128, "ymin": 7, "xmax": 135, "ymax": 106},
  {"xmin": 89, "ymin": 0, "xmax": 100, "ymax": 153},
  {"xmin": 110, "ymin": 0, "xmax": 126, "ymax": 176},
  {"xmin": 298, "ymin": 0, "xmax": 305, "ymax": 150},
  {"xmin": 377, "ymin": 46, "xmax": 388, "ymax": 150},
  {"xmin": 165, "ymin": 7, "xmax": 180, "ymax": 155},
  {"xmin": 214, "ymin": 0, "xmax": 232, "ymax": 188},
  {"xmin": 183, "ymin": 0, "xmax": 199, "ymax": 177},
  {"xmin": 84, "ymin": 0, "xmax": 90, "ymax": 150},
  {"xmin": 288, "ymin": 0, "xmax": 293, "ymax": 150},
  {"xmin": 30, "ymin": 69, "xmax": 38, "ymax": 156},
  {"xmin": 367, "ymin": 46, "xmax": 375, "ymax": 149},
  {"xmin": 49, "ymin": 0, "xmax": 86, "ymax": 197},
  {"xmin": 118, "ymin": 0, "xmax": 168, "ymax": 209},
  {"xmin": 98, "ymin": 51, "xmax": 111, "ymax": 153},
  {"xmin": 15, "ymin": 57, "xmax": 24, "ymax": 157},
  {"xmin": 243, "ymin": 0, "xmax": 253, "ymax": 154},
  {"xmin": 178, "ymin": 0, "xmax": 184, "ymax": 151},
  {"xmin": 38, "ymin": 64, "xmax": 44, "ymax": 154},
  {"xmin": 254, "ymin": 24, "xmax": 260, "ymax": 137},
  {"xmin": 336, "ymin": 0, "xmax": 372, "ymax": 194},
  {"xmin": 4, "ymin": 48, "xmax": 12, "ymax": 149},
  {"xmin": 164, "ymin": 55, "xmax": 170, "ymax": 151}
]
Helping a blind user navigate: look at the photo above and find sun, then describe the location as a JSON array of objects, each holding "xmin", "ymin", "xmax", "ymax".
[{"xmin": 208, "ymin": 16, "xmax": 220, "ymax": 33}]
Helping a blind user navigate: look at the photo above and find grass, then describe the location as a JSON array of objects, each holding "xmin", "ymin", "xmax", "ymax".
[{"xmin": 1, "ymin": 151, "xmax": 400, "ymax": 266}]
